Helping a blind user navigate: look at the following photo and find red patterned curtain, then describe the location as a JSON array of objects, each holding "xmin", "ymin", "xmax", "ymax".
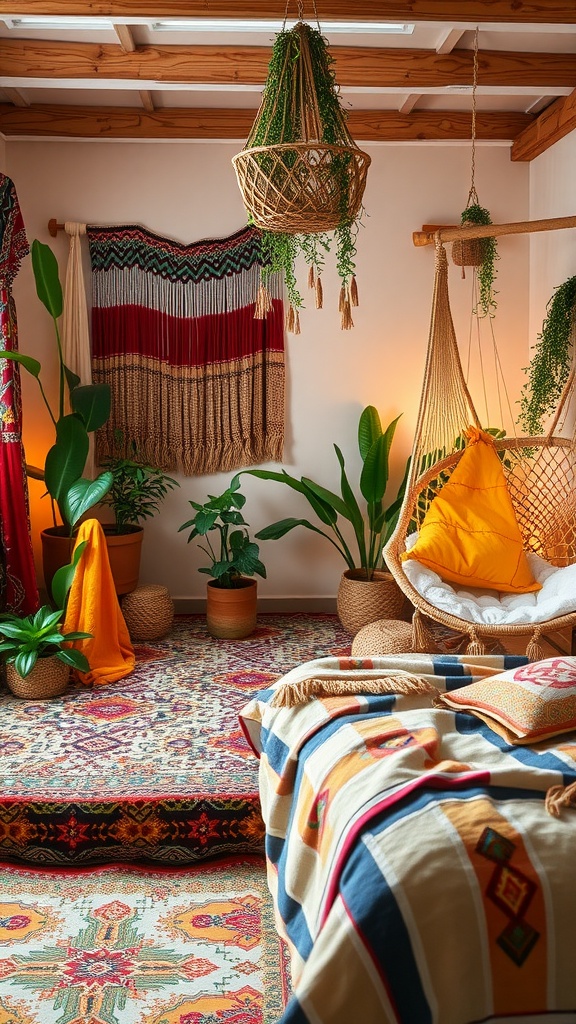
[
  {"xmin": 0, "ymin": 174, "xmax": 39, "ymax": 614},
  {"xmin": 87, "ymin": 224, "xmax": 285, "ymax": 475}
]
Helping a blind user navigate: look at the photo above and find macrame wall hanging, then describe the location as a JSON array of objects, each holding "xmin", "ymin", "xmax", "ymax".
[
  {"xmin": 88, "ymin": 224, "xmax": 285, "ymax": 476},
  {"xmin": 232, "ymin": 1, "xmax": 371, "ymax": 332}
]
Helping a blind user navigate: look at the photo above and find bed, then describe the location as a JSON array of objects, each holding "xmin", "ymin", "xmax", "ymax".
[{"xmin": 239, "ymin": 652, "xmax": 576, "ymax": 1024}]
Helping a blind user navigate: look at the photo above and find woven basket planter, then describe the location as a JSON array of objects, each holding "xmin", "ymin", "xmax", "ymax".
[
  {"xmin": 337, "ymin": 569, "xmax": 411, "ymax": 637},
  {"xmin": 7, "ymin": 656, "xmax": 69, "ymax": 699},
  {"xmin": 233, "ymin": 142, "xmax": 370, "ymax": 234},
  {"xmin": 121, "ymin": 584, "xmax": 174, "ymax": 642},
  {"xmin": 451, "ymin": 238, "xmax": 488, "ymax": 267}
]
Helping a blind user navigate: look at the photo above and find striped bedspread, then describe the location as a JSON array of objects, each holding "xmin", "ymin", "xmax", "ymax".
[{"xmin": 239, "ymin": 654, "xmax": 576, "ymax": 1024}]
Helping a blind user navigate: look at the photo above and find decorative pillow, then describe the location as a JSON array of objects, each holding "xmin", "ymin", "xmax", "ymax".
[
  {"xmin": 438, "ymin": 656, "xmax": 576, "ymax": 744},
  {"xmin": 402, "ymin": 427, "xmax": 541, "ymax": 594}
]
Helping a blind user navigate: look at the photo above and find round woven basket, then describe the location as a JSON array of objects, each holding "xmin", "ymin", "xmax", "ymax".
[
  {"xmin": 7, "ymin": 656, "xmax": 69, "ymax": 699},
  {"xmin": 121, "ymin": 584, "xmax": 174, "ymax": 642},
  {"xmin": 351, "ymin": 619, "xmax": 413, "ymax": 657},
  {"xmin": 451, "ymin": 238, "xmax": 487, "ymax": 267},
  {"xmin": 232, "ymin": 143, "xmax": 371, "ymax": 234},
  {"xmin": 337, "ymin": 569, "xmax": 411, "ymax": 637}
]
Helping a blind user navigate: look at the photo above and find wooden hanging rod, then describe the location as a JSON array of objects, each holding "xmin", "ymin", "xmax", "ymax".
[{"xmin": 413, "ymin": 214, "xmax": 576, "ymax": 247}]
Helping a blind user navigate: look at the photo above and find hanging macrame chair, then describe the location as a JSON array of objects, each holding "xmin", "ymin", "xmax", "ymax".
[{"xmin": 384, "ymin": 240, "xmax": 576, "ymax": 660}]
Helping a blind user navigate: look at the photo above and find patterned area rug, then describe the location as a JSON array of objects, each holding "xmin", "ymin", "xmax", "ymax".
[
  {"xmin": 0, "ymin": 854, "xmax": 290, "ymax": 1024},
  {"xmin": 0, "ymin": 614, "xmax": 350, "ymax": 865}
]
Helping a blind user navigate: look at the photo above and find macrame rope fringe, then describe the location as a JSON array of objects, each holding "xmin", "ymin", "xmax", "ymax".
[
  {"xmin": 526, "ymin": 627, "xmax": 544, "ymax": 662},
  {"xmin": 270, "ymin": 674, "xmax": 437, "ymax": 708},
  {"xmin": 466, "ymin": 628, "xmax": 487, "ymax": 656},
  {"xmin": 545, "ymin": 780, "xmax": 576, "ymax": 818}
]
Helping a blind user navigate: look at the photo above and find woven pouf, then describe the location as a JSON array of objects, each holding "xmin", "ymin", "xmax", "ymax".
[
  {"xmin": 351, "ymin": 618, "xmax": 413, "ymax": 657},
  {"xmin": 121, "ymin": 584, "xmax": 174, "ymax": 642}
]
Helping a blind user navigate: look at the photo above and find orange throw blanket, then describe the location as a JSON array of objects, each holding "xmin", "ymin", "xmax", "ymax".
[{"xmin": 63, "ymin": 519, "xmax": 135, "ymax": 686}]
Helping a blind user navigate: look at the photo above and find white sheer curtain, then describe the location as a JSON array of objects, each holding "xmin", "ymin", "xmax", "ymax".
[{"xmin": 62, "ymin": 221, "xmax": 94, "ymax": 476}]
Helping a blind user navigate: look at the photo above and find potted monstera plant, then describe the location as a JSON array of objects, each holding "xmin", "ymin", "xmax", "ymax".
[
  {"xmin": 232, "ymin": 405, "xmax": 410, "ymax": 635},
  {"xmin": 178, "ymin": 478, "xmax": 266, "ymax": 639},
  {"xmin": 0, "ymin": 240, "xmax": 113, "ymax": 598}
]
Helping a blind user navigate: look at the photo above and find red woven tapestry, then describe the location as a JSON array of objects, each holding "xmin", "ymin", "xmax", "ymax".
[{"xmin": 88, "ymin": 224, "xmax": 285, "ymax": 475}]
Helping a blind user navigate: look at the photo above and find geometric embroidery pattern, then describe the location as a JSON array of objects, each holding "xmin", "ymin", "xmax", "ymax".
[{"xmin": 476, "ymin": 826, "xmax": 540, "ymax": 966}]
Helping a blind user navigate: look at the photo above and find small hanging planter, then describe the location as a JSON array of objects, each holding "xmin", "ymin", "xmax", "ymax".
[{"xmin": 232, "ymin": 16, "xmax": 371, "ymax": 332}]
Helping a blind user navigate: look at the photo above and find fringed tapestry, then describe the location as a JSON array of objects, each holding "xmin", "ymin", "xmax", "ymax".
[
  {"xmin": 0, "ymin": 174, "xmax": 39, "ymax": 615},
  {"xmin": 87, "ymin": 224, "xmax": 285, "ymax": 475}
]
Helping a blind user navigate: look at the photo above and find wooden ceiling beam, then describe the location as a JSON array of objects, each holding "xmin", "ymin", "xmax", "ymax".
[
  {"xmin": 0, "ymin": 2, "xmax": 574, "ymax": 24},
  {"xmin": 511, "ymin": 86, "xmax": 576, "ymax": 159},
  {"xmin": 114, "ymin": 24, "xmax": 136, "ymax": 52},
  {"xmin": 0, "ymin": 103, "xmax": 533, "ymax": 140},
  {"xmin": 1, "ymin": 40, "xmax": 575, "ymax": 88}
]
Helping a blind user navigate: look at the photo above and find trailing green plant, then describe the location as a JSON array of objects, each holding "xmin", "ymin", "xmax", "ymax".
[
  {"xmin": 100, "ymin": 440, "xmax": 179, "ymax": 533},
  {"xmin": 178, "ymin": 479, "xmax": 266, "ymax": 589},
  {"xmin": 519, "ymin": 274, "xmax": 576, "ymax": 435},
  {"xmin": 0, "ymin": 240, "xmax": 113, "ymax": 534},
  {"xmin": 231, "ymin": 405, "xmax": 408, "ymax": 579},
  {"xmin": 0, "ymin": 542, "xmax": 90, "ymax": 678},
  {"xmin": 460, "ymin": 202, "xmax": 499, "ymax": 317}
]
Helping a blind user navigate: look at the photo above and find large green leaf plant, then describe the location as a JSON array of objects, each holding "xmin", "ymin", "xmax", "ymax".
[
  {"xmin": 231, "ymin": 405, "xmax": 408, "ymax": 579},
  {"xmin": 0, "ymin": 240, "xmax": 113, "ymax": 534}
]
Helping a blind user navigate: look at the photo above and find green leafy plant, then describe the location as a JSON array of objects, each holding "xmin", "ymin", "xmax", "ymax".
[
  {"xmin": 0, "ymin": 240, "xmax": 113, "ymax": 534},
  {"xmin": 178, "ymin": 479, "xmax": 266, "ymax": 589},
  {"xmin": 100, "ymin": 442, "xmax": 179, "ymax": 533},
  {"xmin": 519, "ymin": 274, "xmax": 576, "ymax": 435},
  {"xmin": 0, "ymin": 542, "xmax": 90, "ymax": 678},
  {"xmin": 231, "ymin": 405, "xmax": 408, "ymax": 579},
  {"xmin": 460, "ymin": 202, "xmax": 499, "ymax": 317}
]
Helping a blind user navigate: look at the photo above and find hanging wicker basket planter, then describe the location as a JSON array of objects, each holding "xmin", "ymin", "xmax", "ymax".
[{"xmin": 232, "ymin": 18, "xmax": 371, "ymax": 331}]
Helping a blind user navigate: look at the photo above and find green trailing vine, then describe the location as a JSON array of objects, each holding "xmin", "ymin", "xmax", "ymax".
[
  {"xmin": 519, "ymin": 274, "xmax": 576, "ymax": 435},
  {"xmin": 237, "ymin": 21, "xmax": 367, "ymax": 328},
  {"xmin": 460, "ymin": 202, "xmax": 499, "ymax": 317}
]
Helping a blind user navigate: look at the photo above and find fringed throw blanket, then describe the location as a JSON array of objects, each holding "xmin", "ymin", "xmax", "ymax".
[{"xmin": 88, "ymin": 224, "xmax": 285, "ymax": 475}]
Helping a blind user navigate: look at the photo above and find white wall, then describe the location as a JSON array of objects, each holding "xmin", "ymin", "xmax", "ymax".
[
  {"xmin": 528, "ymin": 132, "xmax": 576, "ymax": 342},
  {"xmin": 7, "ymin": 139, "xmax": 530, "ymax": 603}
]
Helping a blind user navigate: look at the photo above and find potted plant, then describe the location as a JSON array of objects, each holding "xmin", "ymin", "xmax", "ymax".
[
  {"xmin": 231, "ymin": 405, "xmax": 409, "ymax": 635},
  {"xmin": 0, "ymin": 240, "xmax": 113, "ymax": 596},
  {"xmin": 98, "ymin": 442, "xmax": 179, "ymax": 594},
  {"xmin": 519, "ymin": 273, "xmax": 576, "ymax": 435},
  {"xmin": 452, "ymin": 201, "xmax": 499, "ymax": 317},
  {"xmin": 178, "ymin": 478, "xmax": 266, "ymax": 639},
  {"xmin": 0, "ymin": 542, "xmax": 90, "ymax": 698}
]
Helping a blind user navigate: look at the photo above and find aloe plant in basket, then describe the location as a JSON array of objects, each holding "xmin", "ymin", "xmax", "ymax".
[{"xmin": 231, "ymin": 405, "xmax": 410, "ymax": 634}]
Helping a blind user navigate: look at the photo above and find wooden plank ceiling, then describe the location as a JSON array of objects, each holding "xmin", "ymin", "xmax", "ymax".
[{"xmin": 0, "ymin": 1, "xmax": 575, "ymax": 158}]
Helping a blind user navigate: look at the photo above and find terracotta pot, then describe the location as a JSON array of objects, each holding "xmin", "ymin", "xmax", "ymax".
[
  {"xmin": 337, "ymin": 568, "xmax": 411, "ymax": 637},
  {"xmin": 7, "ymin": 655, "xmax": 69, "ymax": 699},
  {"xmin": 41, "ymin": 524, "xmax": 144, "ymax": 598},
  {"xmin": 206, "ymin": 578, "xmax": 257, "ymax": 639}
]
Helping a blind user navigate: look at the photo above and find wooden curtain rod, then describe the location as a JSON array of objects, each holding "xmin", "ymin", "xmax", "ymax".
[
  {"xmin": 48, "ymin": 218, "xmax": 63, "ymax": 237},
  {"xmin": 413, "ymin": 214, "xmax": 576, "ymax": 247}
]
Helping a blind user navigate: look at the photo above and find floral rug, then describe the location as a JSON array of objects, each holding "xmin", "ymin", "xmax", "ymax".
[
  {"xmin": 0, "ymin": 854, "xmax": 290, "ymax": 1024},
  {"xmin": 0, "ymin": 613, "xmax": 350, "ymax": 865}
]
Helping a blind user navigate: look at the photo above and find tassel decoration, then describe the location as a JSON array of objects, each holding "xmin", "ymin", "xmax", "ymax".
[
  {"xmin": 526, "ymin": 628, "xmax": 544, "ymax": 663},
  {"xmin": 315, "ymin": 275, "xmax": 323, "ymax": 309},
  {"xmin": 308, "ymin": 265, "xmax": 316, "ymax": 289},
  {"xmin": 350, "ymin": 275, "xmax": 359, "ymax": 307},
  {"xmin": 293, "ymin": 308, "xmax": 301, "ymax": 335},
  {"xmin": 338, "ymin": 283, "xmax": 346, "ymax": 313},
  {"xmin": 465, "ymin": 628, "xmax": 486, "ymax": 656},
  {"xmin": 254, "ymin": 283, "xmax": 273, "ymax": 320},
  {"xmin": 411, "ymin": 608, "xmax": 438, "ymax": 654},
  {"xmin": 285, "ymin": 305, "xmax": 295, "ymax": 333},
  {"xmin": 545, "ymin": 780, "xmax": 576, "ymax": 818},
  {"xmin": 340, "ymin": 298, "xmax": 354, "ymax": 331}
]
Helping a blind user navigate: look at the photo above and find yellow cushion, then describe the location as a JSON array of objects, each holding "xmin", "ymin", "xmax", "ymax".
[{"xmin": 403, "ymin": 427, "xmax": 541, "ymax": 594}]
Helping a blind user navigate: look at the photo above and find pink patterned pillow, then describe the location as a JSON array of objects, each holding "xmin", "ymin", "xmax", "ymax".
[{"xmin": 438, "ymin": 657, "xmax": 576, "ymax": 744}]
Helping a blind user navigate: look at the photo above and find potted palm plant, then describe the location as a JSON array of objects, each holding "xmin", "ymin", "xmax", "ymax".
[
  {"xmin": 178, "ymin": 478, "xmax": 266, "ymax": 639},
  {"xmin": 0, "ymin": 240, "xmax": 113, "ymax": 597},
  {"xmin": 99, "ymin": 442, "xmax": 179, "ymax": 594},
  {"xmin": 0, "ymin": 542, "xmax": 90, "ymax": 698},
  {"xmin": 231, "ymin": 405, "xmax": 409, "ymax": 634}
]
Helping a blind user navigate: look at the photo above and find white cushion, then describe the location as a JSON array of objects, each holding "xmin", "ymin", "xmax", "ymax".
[{"xmin": 402, "ymin": 534, "xmax": 576, "ymax": 625}]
